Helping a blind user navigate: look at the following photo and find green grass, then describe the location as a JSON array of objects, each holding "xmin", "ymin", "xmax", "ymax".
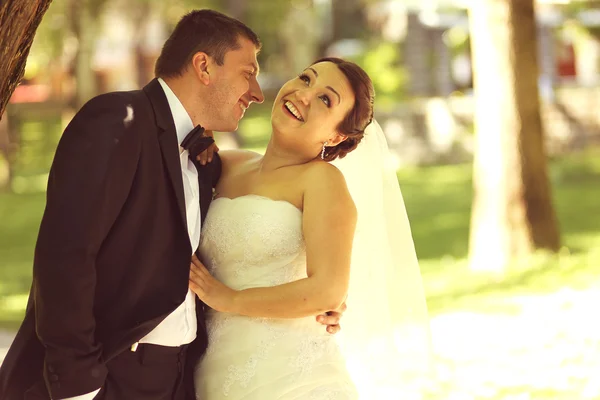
[
  {"xmin": 0, "ymin": 192, "xmax": 46, "ymax": 329},
  {"xmin": 399, "ymin": 149, "xmax": 600, "ymax": 315}
]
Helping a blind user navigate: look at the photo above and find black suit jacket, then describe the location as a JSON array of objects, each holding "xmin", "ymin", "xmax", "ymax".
[{"xmin": 0, "ymin": 79, "xmax": 220, "ymax": 400}]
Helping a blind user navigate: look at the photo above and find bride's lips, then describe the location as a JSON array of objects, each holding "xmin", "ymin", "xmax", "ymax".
[{"xmin": 282, "ymin": 100, "xmax": 305, "ymax": 122}]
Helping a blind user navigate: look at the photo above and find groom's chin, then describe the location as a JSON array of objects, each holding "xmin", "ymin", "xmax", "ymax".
[{"xmin": 226, "ymin": 122, "xmax": 241, "ymax": 133}]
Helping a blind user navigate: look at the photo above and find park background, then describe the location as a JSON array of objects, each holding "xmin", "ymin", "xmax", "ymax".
[{"xmin": 1, "ymin": 0, "xmax": 600, "ymax": 399}]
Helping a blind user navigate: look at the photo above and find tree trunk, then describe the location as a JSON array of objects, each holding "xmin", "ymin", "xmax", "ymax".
[
  {"xmin": 69, "ymin": 0, "xmax": 107, "ymax": 108},
  {"xmin": 468, "ymin": 0, "xmax": 560, "ymax": 272},
  {"xmin": 319, "ymin": 0, "xmax": 365, "ymax": 56},
  {"xmin": 0, "ymin": 0, "xmax": 53, "ymax": 119},
  {"xmin": 132, "ymin": 1, "xmax": 153, "ymax": 88},
  {"xmin": 0, "ymin": 115, "xmax": 13, "ymax": 191}
]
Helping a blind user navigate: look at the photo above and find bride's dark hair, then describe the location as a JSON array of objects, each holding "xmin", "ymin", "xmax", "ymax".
[{"xmin": 311, "ymin": 58, "xmax": 375, "ymax": 161}]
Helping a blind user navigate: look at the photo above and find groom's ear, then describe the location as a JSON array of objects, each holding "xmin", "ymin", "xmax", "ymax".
[{"xmin": 191, "ymin": 52, "xmax": 211, "ymax": 85}]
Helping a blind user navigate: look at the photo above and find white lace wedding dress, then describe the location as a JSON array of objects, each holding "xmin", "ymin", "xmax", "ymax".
[{"xmin": 194, "ymin": 194, "xmax": 359, "ymax": 400}]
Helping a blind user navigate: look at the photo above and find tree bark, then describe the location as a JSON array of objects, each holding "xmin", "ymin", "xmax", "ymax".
[
  {"xmin": 468, "ymin": 0, "xmax": 560, "ymax": 271},
  {"xmin": 0, "ymin": 115, "xmax": 12, "ymax": 191},
  {"xmin": 0, "ymin": 0, "xmax": 53, "ymax": 119}
]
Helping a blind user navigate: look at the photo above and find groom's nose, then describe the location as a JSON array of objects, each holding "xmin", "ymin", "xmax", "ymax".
[{"xmin": 248, "ymin": 76, "xmax": 264, "ymax": 105}]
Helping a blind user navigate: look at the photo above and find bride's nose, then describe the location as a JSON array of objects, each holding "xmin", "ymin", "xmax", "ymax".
[{"xmin": 294, "ymin": 87, "xmax": 315, "ymax": 107}]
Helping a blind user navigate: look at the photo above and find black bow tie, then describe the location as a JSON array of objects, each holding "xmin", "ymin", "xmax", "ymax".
[{"xmin": 181, "ymin": 125, "xmax": 214, "ymax": 160}]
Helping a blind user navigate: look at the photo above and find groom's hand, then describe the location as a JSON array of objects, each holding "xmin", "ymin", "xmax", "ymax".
[
  {"xmin": 317, "ymin": 302, "xmax": 347, "ymax": 335},
  {"xmin": 196, "ymin": 130, "xmax": 219, "ymax": 165}
]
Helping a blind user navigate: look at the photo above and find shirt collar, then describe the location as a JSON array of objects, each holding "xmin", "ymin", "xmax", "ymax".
[{"xmin": 157, "ymin": 78, "xmax": 194, "ymax": 147}]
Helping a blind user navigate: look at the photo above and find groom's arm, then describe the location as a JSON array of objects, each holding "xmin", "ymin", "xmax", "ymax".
[{"xmin": 33, "ymin": 93, "xmax": 139, "ymax": 399}]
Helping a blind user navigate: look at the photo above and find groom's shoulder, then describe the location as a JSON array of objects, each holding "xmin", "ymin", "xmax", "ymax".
[
  {"xmin": 75, "ymin": 89, "xmax": 147, "ymax": 121},
  {"xmin": 62, "ymin": 89, "xmax": 150, "ymax": 151},
  {"xmin": 70, "ymin": 88, "xmax": 153, "ymax": 134},
  {"xmin": 83, "ymin": 88, "xmax": 146, "ymax": 109}
]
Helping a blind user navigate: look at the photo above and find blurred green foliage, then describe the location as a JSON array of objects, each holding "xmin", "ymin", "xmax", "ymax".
[{"xmin": 359, "ymin": 41, "xmax": 409, "ymax": 105}]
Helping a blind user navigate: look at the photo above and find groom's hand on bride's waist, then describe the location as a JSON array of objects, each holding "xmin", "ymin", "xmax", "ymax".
[{"xmin": 317, "ymin": 302, "xmax": 346, "ymax": 334}]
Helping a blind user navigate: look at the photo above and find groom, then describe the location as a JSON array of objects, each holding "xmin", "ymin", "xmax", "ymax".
[{"xmin": 0, "ymin": 9, "xmax": 343, "ymax": 400}]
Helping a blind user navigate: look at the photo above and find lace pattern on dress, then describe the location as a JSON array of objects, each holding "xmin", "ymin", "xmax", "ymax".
[
  {"xmin": 221, "ymin": 318, "xmax": 287, "ymax": 396},
  {"xmin": 205, "ymin": 313, "xmax": 231, "ymax": 356},
  {"xmin": 290, "ymin": 335, "xmax": 338, "ymax": 379}
]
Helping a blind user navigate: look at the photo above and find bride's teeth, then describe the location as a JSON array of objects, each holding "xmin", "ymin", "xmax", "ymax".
[{"xmin": 284, "ymin": 101, "xmax": 303, "ymax": 121}]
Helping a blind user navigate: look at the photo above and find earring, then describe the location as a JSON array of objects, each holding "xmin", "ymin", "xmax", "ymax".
[{"xmin": 321, "ymin": 141, "xmax": 328, "ymax": 160}]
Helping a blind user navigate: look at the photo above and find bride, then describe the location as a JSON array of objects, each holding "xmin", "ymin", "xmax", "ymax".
[{"xmin": 189, "ymin": 57, "xmax": 431, "ymax": 399}]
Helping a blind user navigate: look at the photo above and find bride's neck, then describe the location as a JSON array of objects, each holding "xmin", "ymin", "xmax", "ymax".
[{"xmin": 259, "ymin": 141, "xmax": 311, "ymax": 172}]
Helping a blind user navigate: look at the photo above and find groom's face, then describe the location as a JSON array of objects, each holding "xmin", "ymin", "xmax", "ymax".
[{"xmin": 204, "ymin": 37, "xmax": 264, "ymax": 132}]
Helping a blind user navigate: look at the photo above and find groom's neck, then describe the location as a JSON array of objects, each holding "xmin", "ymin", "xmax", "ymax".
[{"xmin": 161, "ymin": 75, "xmax": 211, "ymax": 128}]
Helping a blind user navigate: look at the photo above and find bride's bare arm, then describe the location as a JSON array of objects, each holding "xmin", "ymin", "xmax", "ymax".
[{"xmin": 189, "ymin": 162, "xmax": 357, "ymax": 318}]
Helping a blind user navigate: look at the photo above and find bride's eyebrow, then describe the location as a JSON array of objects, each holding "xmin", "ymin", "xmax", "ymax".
[{"xmin": 306, "ymin": 67, "xmax": 341, "ymax": 105}]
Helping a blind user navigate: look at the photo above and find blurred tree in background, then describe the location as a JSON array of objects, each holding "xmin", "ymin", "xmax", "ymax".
[
  {"xmin": 69, "ymin": 0, "xmax": 111, "ymax": 108},
  {"xmin": 468, "ymin": 0, "xmax": 561, "ymax": 272}
]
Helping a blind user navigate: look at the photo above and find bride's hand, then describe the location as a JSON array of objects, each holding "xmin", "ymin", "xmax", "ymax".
[
  {"xmin": 189, "ymin": 255, "xmax": 236, "ymax": 312},
  {"xmin": 317, "ymin": 301, "xmax": 347, "ymax": 334}
]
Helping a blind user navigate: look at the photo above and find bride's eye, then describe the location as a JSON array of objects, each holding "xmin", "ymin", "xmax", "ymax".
[
  {"xmin": 298, "ymin": 74, "xmax": 311, "ymax": 85},
  {"xmin": 319, "ymin": 95, "xmax": 331, "ymax": 108}
]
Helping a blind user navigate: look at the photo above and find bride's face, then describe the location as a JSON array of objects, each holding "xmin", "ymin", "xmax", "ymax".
[{"xmin": 271, "ymin": 62, "xmax": 355, "ymax": 160}]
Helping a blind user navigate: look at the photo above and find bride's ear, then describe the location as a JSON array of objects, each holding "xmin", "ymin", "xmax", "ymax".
[
  {"xmin": 191, "ymin": 52, "xmax": 211, "ymax": 85},
  {"xmin": 327, "ymin": 132, "xmax": 348, "ymax": 147}
]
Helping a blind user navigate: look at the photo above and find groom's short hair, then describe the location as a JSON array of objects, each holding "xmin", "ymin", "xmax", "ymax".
[{"xmin": 155, "ymin": 9, "xmax": 261, "ymax": 78}]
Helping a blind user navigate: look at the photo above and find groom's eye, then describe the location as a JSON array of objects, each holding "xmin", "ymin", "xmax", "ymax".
[{"xmin": 298, "ymin": 74, "xmax": 311, "ymax": 85}]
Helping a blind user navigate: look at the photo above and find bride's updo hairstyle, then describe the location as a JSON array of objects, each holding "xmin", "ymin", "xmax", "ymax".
[{"xmin": 314, "ymin": 57, "xmax": 375, "ymax": 162}]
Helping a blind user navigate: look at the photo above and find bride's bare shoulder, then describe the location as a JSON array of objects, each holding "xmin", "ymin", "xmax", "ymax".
[
  {"xmin": 219, "ymin": 149, "xmax": 262, "ymax": 169},
  {"xmin": 300, "ymin": 161, "xmax": 348, "ymax": 192}
]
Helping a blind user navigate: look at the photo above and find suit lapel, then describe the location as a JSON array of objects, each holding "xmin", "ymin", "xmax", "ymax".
[{"xmin": 144, "ymin": 79, "xmax": 187, "ymax": 228}]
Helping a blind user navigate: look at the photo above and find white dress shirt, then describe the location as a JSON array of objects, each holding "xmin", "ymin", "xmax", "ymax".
[
  {"xmin": 139, "ymin": 78, "xmax": 199, "ymax": 345},
  {"xmin": 61, "ymin": 79, "xmax": 201, "ymax": 400}
]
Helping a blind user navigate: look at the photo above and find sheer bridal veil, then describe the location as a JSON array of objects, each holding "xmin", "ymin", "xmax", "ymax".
[{"xmin": 331, "ymin": 120, "xmax": 432, "ymax": 399}]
